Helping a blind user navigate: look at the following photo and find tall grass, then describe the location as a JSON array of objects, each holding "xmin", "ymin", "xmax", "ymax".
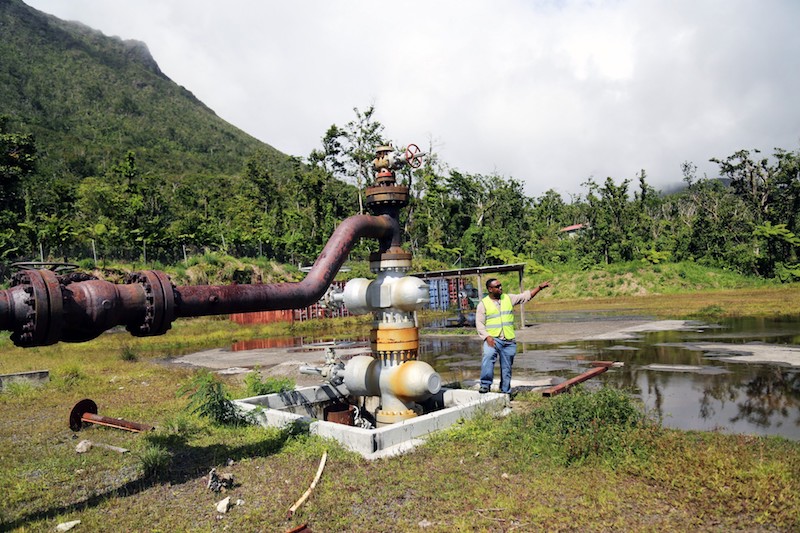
[
  {"xmin": 177, "ymin": 370, "xmax": 243, "ymax": 425},
  {"xmin": 435, "ymin": 387, "xmax": 661, "ymax": 467},
  {"xmin": 521, "ymin": 386, "xmax": 660, "ymax": 465},
  {"xmin": 243, "ymin": 368, "xmax": 294, "ymax": 396}
]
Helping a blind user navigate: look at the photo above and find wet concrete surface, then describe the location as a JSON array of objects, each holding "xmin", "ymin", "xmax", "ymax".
[
  {"xmin": 172, "ymin": 343, "xmax": 371, "ymax": 386},
  {"xmin": 675, "ymin": 342, "xmax": 800, "ymax": 367},
  {"xmin": 171, "ymin": 319, "xmax": 725, "ymax": 384},
  {"xmin": 514, "ymin": 319, "xmax": 705, "ymax": 343}
]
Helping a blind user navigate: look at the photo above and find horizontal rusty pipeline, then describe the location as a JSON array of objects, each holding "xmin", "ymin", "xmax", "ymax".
[{"xmin": 0, "ymin": 213, "xmax": 400, "ymax": 346}]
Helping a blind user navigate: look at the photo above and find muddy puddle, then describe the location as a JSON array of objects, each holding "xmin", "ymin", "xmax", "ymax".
[
  {"xmin": 183, "ymin": 312, "xmax": 800, "ymax": 440},
  {"xmin": 420, "ymin": 315, "xmax": 800, "ymax": 440}
]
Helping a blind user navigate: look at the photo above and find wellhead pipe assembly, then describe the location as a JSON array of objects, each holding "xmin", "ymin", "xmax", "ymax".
[{"xmin": 1, "ymin": 144, "xmax": 438, "ymax": 426}]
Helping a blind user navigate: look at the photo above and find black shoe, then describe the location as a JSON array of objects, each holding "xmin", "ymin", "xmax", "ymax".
[{"xmin": 479, "ymin": 386, "xmax": 489, "ymax": 394}]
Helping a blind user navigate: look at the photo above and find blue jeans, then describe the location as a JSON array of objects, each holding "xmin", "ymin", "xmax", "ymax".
[{"xmin": 480, "ymin": 338, "xmax": 517, "ymax": 393}]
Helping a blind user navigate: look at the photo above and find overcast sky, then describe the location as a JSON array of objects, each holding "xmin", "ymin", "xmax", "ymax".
[{"xmin": 25, "ymin": 0, "xmax": 800, "ymax": 197}]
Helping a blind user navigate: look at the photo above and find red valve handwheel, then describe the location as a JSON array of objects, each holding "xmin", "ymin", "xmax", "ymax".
[{"xmin": 405, "ymin": 144, "xmax": 422, "ymax": 168}]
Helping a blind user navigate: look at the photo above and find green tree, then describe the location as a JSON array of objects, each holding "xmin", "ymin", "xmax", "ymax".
[
  {"xmin": 711, "ymin": 149, "xmax": 774, "ymax": 224},
  {"xmin": 708, "ymin": 148, "xmax": 800, "ymax": 276},
  {"xmin": 0, "ymin": 116, "xmax": 36, "ymax": 260},
  {"xmin": 753, "ymin": 221, "xmax": 800, "ymax": 279},
  {"xmin": 309, "ymin": 105, "xmax": 386, "ymax": 214},
  {"xmin": 667, "ymin": 164, "xmax": 755, "ymax": 273},
  {"xmin": 526, "ymin": 189, "xmax": 587, "ymax": 265},
  {"xmin": 0, "ymin": 116, "xmax": 34, "ymax": 215},
  {"xmin": 582, "ymin": 177, "xmax": 638, "ymax": 264}
]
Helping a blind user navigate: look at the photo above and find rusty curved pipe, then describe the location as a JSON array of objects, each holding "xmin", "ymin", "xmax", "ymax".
[
  {"xmin": 175, "ymin": 213, "xmax": 399, "ymax": 317},
  {"xmin": 0, "ymin": 213, "xmax": 400, "ymax": 346}
]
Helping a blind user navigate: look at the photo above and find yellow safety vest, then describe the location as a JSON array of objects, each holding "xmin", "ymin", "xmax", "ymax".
[{"xmin": 482, "ymin": 294, "xmax": 515, "ymax": 340}]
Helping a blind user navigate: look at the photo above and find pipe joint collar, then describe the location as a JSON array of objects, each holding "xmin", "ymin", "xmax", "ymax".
[{"xmin": 342, "ymin": 272, "xmax": 429, "ymax": 315}]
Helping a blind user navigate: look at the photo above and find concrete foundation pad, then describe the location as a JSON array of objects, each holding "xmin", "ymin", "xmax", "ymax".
[
  {"xmin": 460, "ymin": 377, "xmax": 557, "ymax": 392},
  {"xmin": 233, "ymin": 385, "xmax": 509, "ymax": 459},
  {"xmin": 0, "ymin": 370, "xmax": 50, "ymax": 391}
]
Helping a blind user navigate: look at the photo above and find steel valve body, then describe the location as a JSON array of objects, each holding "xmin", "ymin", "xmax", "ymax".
[
  {"xmin": 343, "ymin": 355, "xmax": 441, "ymax": 426},
  {"xmin": 339, "ymin": 250, "xmax": 440, "ymax": 425}
]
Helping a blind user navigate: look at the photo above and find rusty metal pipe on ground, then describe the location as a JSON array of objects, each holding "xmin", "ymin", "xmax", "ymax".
[
  {"xmin": 0, "ymin": 214, "xmax": 400, "ymax": 347},
  {"xmin": 541, "ymin": 362, "xmax": 615, "ymax": 397}
]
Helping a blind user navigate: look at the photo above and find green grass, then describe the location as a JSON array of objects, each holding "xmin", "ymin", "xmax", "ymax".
[
  {"xmin": 137, "ymin": 443, "xmax": 172, "ymax": 479},
  {"xmin": 1, "ymin": 290, "xmax": 799, "ymax": 531}
]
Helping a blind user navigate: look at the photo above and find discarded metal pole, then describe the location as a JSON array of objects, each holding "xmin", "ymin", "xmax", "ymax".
[
  {"xmin": 69, "ymin": 398, "xmax": 153, "ymax": 432},
  {"xmin": 541, "ymin": 362, "xmax": 613, "ymax": 397}
]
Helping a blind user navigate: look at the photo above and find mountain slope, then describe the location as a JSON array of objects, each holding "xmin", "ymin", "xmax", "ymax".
[{"xmin": 0, "ymin": 0, "xmax": 291, "ymax": 180}]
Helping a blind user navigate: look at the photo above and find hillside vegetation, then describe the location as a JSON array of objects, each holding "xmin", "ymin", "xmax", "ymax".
[
  {"xmin": 0, "ymin": 0, "xmax": 361, "ymax": 269},
  {"xmin": 0, "ymin": 0, "xmax": 286, "ymax": 178},
  {"xmin": 1, "ymin": 0, "xmax": 799, "ymax": 291}
]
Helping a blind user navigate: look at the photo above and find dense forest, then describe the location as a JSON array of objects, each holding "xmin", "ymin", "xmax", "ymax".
[
  {"xmin": 4, "ymin": 103, "xmax": 799, "ymax": 282},
  {"xmin": 1, "ymin": 0, "xmax": 799, "ymax": 283}
]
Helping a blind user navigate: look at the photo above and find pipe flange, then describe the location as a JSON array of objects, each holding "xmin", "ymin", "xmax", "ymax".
[
  {"xmin": 9, "ymin": 269, "xmax": 63, "ymax": 347},
  {"xmin": 364, "ymin": 184, "xmax": 409, "ymax": 213},
  {"xmin": 376, "ymin": 350, "xmax": 418, "ymax": 365},
  {"xmin": 59, "ymin": 271, "xmax": 99, "ymax": 285},
  {"xmin": 125, "ymin": 270, "xmax": 176, "ymax": 336},
  {"xmin": 369, "ymin": 250, "xmax": 412, "ymax": 272},
  {"xmin": 374, "ymin": 169, "xmax": 395, "ymax": 186},
  {"xmin": 375, "ymin": 408, "xmax": 417, "ymax": 426}
]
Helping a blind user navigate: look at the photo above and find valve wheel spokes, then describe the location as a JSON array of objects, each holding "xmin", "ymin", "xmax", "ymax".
[
  {"xmin": 11, "ymin": 261, "xmax": 79, "ymax": 273},
  {"xmin": 404, "ymin": 144, "xmax": 422, "ymax": 168}
]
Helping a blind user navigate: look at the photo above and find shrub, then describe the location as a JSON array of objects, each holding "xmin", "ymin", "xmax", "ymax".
[
  {"xmin": 2, "ymin": 381, "xmax": 37, "ymax": 399},
  {"xmin": 243, "ymin": 368, "xmax": 295, "ymax": 396},
  {"xmin": 119, "ymin": 343, "xmax": 138, "ymax": 362},
  {"xmin": 642, "ymin": 248, "xmax": 671, "ymax": 264},
  {"xmin": 523, "ymin": 386, "xmax": 659, "ymax": 465},
  {"xmin": 177, "ymin": 371, "xmax": 243, "ymax": 425},
  {"xmin": 138, "ymin": 444, "xmax": 172, "ymax": 479},
  {"xmin": 161, "ymin": 412, "xmax": 195, "ymax": 435},
  {"xmin": 53, "ymin": 365, "xmax": 86, "ymax": 390}
]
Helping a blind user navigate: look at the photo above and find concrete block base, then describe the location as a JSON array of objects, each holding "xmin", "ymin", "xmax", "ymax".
[
  {"xmin": 0, "ymin": 370, "xmax": 50, "ymax": 391},
  {"xmin": 233, "ymin": 385, "xmax": 509, "ymax": 459}
]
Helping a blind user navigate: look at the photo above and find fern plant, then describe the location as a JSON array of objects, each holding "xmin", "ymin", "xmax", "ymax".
[{"xmin": 177, "ymin": 371, "xmax": 242, "ymax": 425}]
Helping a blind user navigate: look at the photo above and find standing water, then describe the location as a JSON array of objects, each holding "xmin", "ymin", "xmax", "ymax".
[{"xmin": 419, "ymin": 314, "xmax": 800, "ymax": 440}]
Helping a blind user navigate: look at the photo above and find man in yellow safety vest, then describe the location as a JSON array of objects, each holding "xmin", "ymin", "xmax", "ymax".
[{"xmin": 476, "ymin": 277, "xmax": 550, "ymax": 393}]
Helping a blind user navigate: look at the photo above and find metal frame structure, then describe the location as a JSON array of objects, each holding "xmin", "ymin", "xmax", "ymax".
[{"xmin": 410, "ymin": 263, "xmax": 527, "ymax": 328}]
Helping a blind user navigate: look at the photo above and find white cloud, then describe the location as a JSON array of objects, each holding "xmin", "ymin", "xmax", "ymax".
[{"xmin": 24, "ymin": 0, "xmax": 800, "ymax": 197}]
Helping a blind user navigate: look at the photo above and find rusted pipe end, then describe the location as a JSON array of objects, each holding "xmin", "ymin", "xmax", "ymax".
[
  {"xmin": 69, "ymin": 398, "xmax": 98, "ymax": 431},
  {"xmin": 69, "ymin": 398, "xmax": 154, "ymax": 432}
]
